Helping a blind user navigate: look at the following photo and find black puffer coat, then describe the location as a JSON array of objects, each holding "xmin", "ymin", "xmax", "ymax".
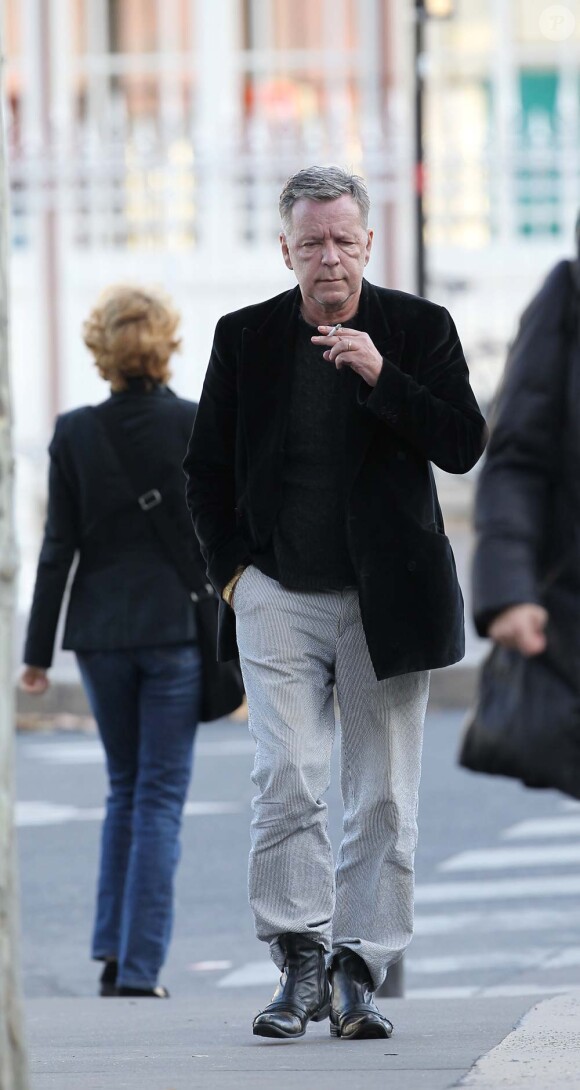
[{"xmin": 472, "ymin": 260, "xmax": 580, "ymax": 645}]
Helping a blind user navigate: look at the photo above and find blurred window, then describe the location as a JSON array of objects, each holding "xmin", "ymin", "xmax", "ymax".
[{"xmin": 516, "ymin": 71, "xmax": 561, "ymax": 237}]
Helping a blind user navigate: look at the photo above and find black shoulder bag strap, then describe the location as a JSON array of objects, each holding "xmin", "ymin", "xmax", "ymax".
[{"xmin": 93, "ymin": 402, "xmax": 213, "ymax": 603}]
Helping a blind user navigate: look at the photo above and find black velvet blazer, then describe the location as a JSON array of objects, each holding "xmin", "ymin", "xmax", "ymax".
[
  {"xmin": 24, "ymin": 384, "xmax": 201, "ymax": 668},
  {"xmin": 184, "ymin": 279, "xmax": 487, "ymax": 680}
]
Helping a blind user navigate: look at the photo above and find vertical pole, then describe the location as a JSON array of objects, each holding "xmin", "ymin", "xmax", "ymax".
[
  {"xmin": 377, "ymin": 956, "xmax": 404, "ymax": 998},
  {"xmin": 0, "ymin": 13, "xmax": 31, "ymax": 1088},
  {"xmin": 414, "ymin": 0, "xmax": 426, "ymax": 297},
  {"xmin": 379, "ymin": 0, "xmax": 416, "ymax": 292},
  {"xmin": 194, "ymin": 0, "xmax": 242, "ymax": 276},
  {"xmin": 157, "ymin": 0, "xmax": 182, "ymax": 248},
  {"xmin": 491, "ymin": 0, "xmax": 517, "ymax": 244},
  {"xmin": 377, "ymin": 5, "xmax": 419, "ymax": 994},
  {"xmin": 357, "ymin": 0, "xmax": 389, "ymax": 286},
  {"xmin": 85, "ymin": 0, "xmax": 110, "ymax": 248},
  {"xmin": 38, "ymin": 0, "xmax": 61, "ymax": 421}
]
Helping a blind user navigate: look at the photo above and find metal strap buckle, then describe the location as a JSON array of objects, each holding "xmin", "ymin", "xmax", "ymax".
[{"xmin": 138, "ymin": 489, "xmax": 162, "ymax": 511}]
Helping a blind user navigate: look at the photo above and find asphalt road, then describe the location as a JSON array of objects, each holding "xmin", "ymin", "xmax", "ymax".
[{"xmin": 15, "ymin": 707, "xmax": 580, "ymax": 1004}]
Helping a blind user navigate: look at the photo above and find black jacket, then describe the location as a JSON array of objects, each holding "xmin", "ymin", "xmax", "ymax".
[
  {"xmin": 473, "ymin": 260, "xmax": 580, "ymax": 643},
  {"xmin": 184, "ymin": 280, "xmax": 487, "ymax": 680},
  {"xmin": 24, "ymin": 383, "xmax": 200, "ymax": 668}
]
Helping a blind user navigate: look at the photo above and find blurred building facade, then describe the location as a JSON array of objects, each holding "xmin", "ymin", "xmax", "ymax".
[
  {"xmin": 426, "ymin": 0, "xmax": 580, "ymax": 409},
  {"xmin": 4, "ymin": 0, "xmax": 580, "ymax": 632}
]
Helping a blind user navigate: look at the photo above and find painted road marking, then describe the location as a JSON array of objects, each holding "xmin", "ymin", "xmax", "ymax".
[
  {"xmin": 439, "ymin": 844, "xmax": 580, "ymax": 872},
  {"xmin": 197, "ymin": 739, "xmax": 255, "ymax": 756},
  {"xmin": 502, "ymin": 817, "xmax": 580, "ymax": 840},
  {"xmin": 23, "ymin": 741, "xmax": 105, "ymax": 764},
  {"xmin": 543, "ymin": 947, "xmax": 580, "ymax": 970},
  {"xmin": 414, "ymin": 907, "xmax": 580, "ymax": 935},
  {"xmin": 15, "ymin": 799, "xmax": 242, "ymax": 827},
  {"xmin": 22, "ymin": 737, "xmax": 254, "ymax": 764},
  {"xmin": 407, "ymin": 949, "xmax": 569, "ymax": 975},
  {"xmin": 218, "ymin": 961, "xmax": 278, "ymax": 989},
  {"xmin": 406, "ymin": 984, "xmax": 579, "ymax": 1000},
  {"xmin": 415, "ymin": 876, "xmax": 580, "ymax": 903},
  {"xmin": 188, "ymin": 961, "xmax": 233, "ymax": 972}
]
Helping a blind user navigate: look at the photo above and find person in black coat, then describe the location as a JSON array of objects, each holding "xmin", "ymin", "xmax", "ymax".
[
  {"xmin": 184, "ymin": 166, "xmax": 487, "ymax": 1041},
  {"xmin": 472, "ymin": 234, "xmax": 580, "ymax": 655},
  {"xmin": 21, "ymin": 285, "xmax": 202, "ymax": 998}
]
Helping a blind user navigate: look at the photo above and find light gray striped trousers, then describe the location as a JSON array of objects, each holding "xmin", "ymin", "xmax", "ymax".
[{"xmin": 233, "ymin": 564, "xmax": 430, "ymax": 990}]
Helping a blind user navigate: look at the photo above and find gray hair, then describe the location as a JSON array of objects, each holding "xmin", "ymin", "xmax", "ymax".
[{"xmin": 279, "ymin": 166, "xmax": 370, "ymax": 234}]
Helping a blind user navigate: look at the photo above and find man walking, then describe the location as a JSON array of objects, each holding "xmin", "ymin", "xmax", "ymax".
[{"xmin": 184, "ymin": 166, "xmax": 486, "ymax": 1040}]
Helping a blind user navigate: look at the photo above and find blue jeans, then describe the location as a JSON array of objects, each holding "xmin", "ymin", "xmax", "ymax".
[{"xmin": 77, "ymin": 644, "xmax": 202, "ymax": 990}]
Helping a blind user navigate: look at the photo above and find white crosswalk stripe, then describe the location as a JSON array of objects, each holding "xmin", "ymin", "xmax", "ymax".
[
  {"xmin": 218, "ymin": 961, "xmax": 278, "ymax": 989},
  {"xmin": 502, "ymin": 817, "xmax": 580, "ymax": 840},
  {"xmin": 415, "ymin": 875, "xmax": 580, "ymax": 902},
  {"xmin": 414, "ymin": 907, "xmax": 580, "ymax": 935},
  {"xmin": 439, "ymin": 844, "xmax": 580, "ymax": 872},
  {"xmin": 406, "ymin": 984, "xmax": 576, "ymax": 999},
  {"xmin": 22, "ymin": 736, "xmax": 254, "ymax": 764},
  {"xmin": 407, "ymin": 948, "xmax": 580, "ymax": 975},
  {"xmin": 15, "ymin": 799, "xmax": 241, "ymax": 827},
  {"xmin": 23, "ymin": 741, "xmax": 105, "ymax": 764}
]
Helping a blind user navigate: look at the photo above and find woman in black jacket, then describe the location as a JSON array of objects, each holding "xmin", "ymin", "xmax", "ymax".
[{"xmin": 21, "ymin": 285, "xmax": 202, "ymax": 998}]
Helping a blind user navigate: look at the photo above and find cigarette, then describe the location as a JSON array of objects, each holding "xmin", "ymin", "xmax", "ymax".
[{"xmin": 326, "ymin": 323, "xmax": 342, "ymax": 337}]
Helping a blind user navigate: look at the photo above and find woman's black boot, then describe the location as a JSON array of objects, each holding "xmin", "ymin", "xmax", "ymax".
[
  {"xmin": 99, "ymin": 959, "xmax": 118, "ymax": 997},
  {"xmin": 329, "ymin": 948, "xmax": 393, "ymax": 1040},
  {"xmin": 252, "ymin": 933, "xmax": 330, "ymax": 1039}
]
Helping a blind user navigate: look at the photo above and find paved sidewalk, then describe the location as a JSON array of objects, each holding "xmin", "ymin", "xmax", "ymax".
[{"xmin": 24, "ymin": 991, "xmax": 580, "ymax": 1090}]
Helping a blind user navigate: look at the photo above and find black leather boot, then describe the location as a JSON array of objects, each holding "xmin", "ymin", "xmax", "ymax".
[
  {"xmin": 252, "ymin": 933, "xmax": 330, "ymax": 1039},
  {"xmin": 329, "ymin": 948, "xmax": 393, "ymax": 1040},
  {"xmin": 99, "ymin": 959, "xmax": 118, "ymax": 997}
]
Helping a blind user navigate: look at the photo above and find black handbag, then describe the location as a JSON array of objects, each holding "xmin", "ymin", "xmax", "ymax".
[
  {"xmin": 94, "ymin": 403, "xmax": 244, "ymax": 723},
  {"xmin": 458, "ymin": 633, "xmax": 580, "ymax": 800},
  {"xmin": 459, "ymin": 543, "xmax": 580, "ymax": 800}
]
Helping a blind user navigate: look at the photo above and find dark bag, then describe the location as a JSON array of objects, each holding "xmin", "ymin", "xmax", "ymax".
[
  {"xmin": 94, "ymin": 403, "xmax": 244, "ymax": 723},
  {"xmin": 194, "ymin": 595, "xmax": 245, "ymax": 723},
  {"xmin": 458, "ymin": 632, "xmax": 580, "ymax": 800}
]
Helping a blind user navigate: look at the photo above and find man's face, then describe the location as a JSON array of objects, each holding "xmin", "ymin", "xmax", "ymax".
[{"xmin": 280, "ymin": 195, "xmax": 373, "ymax": 322}]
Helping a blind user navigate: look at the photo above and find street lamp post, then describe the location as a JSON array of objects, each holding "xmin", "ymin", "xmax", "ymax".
[
  {"xmin": 414, "ymin": 0, "xmax": 427, "ymax": 297},
  {"xmin": 377, "ymin": 3, "xmax": 455, "ymax": 1000}
]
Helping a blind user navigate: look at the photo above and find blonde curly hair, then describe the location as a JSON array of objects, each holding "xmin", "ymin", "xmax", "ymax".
[{"xmin": 83, "ymin": 284, "xmax": 181, "ymax": 391}]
